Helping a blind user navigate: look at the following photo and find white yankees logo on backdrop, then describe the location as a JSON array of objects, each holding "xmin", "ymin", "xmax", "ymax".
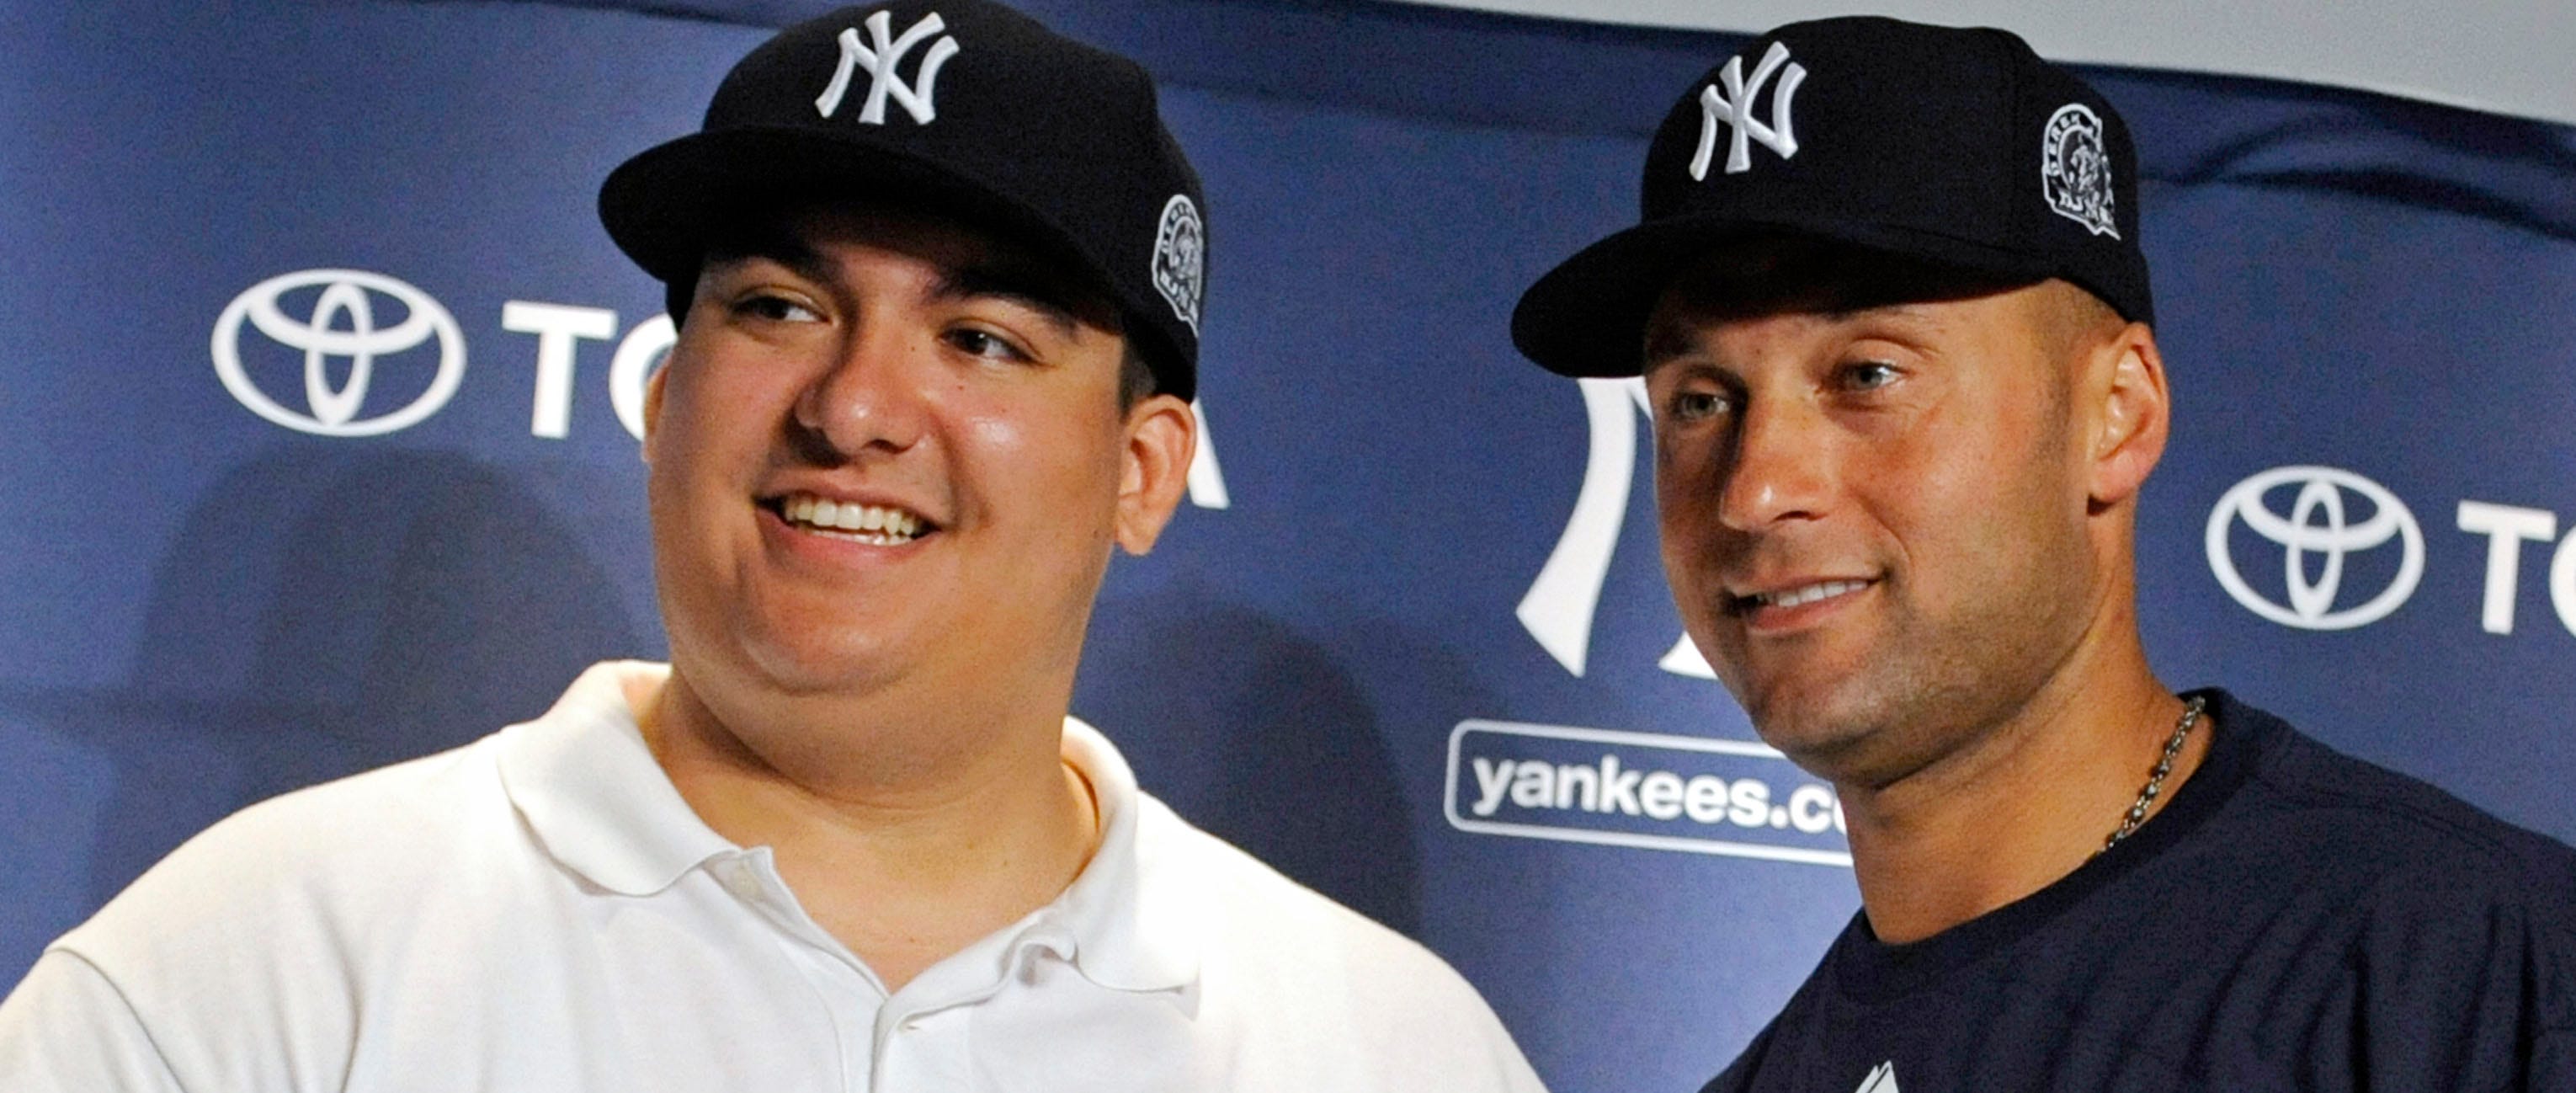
[
  {"xmin": 1690, "ymin": 41, "xmax": 1807, "ymax": 179},
  {"xmin": 1518, "ymin": 378, "xmax": 1716, "ymax": 680},
  {"xmin": 2041, "ymin": 103, "xmax": 2118, "ymax": 237},
  {"xmin": 816, "ymin": 10, "xmax": 961, "ymax": 125}
]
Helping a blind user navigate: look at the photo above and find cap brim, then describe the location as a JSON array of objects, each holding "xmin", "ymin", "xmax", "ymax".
[
  {"xmin": 604, "ymin": 127, "xmax": 1062, "ymax": 280},
  {"xmin": 599, "ymin": 125, "xmax": 1195, "ymax": 399},
  {"xmin": 1509, "ymin": 215, "xmax": 2058, "ymax": 377}
]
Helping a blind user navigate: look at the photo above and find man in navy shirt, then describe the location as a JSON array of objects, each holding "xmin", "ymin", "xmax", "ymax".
[{"xmin": 1509, "ymin": 16, "xmax": 2576, "ymax": 1091}]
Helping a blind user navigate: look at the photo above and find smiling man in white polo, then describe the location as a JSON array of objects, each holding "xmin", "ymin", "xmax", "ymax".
[{"xmin": 0, "ymin": 4, "xmax": 1545, "ymax": 1089}]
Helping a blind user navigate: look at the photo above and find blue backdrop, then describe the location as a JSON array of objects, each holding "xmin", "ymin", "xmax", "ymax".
[{"xmin": 4, "ymin": 2, "xmax": 2573, "ymax": 1090}]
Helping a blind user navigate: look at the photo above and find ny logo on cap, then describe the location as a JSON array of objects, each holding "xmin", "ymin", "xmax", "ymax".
[
  {"xmin": 1690, "ymin": 41, "xmax": 1807, "ymax": 179},
  {"xmin": 816, "ymin": 9, "xmax": 961, "ymax": 126}
]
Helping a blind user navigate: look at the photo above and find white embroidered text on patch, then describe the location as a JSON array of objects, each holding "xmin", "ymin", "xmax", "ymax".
[
  {"xmin": 2041, "ymin": 103, "xmax": 2119, "ymax": 237},
  {"xmin": 1151, "ymin": 195, "xmax": 1205, "ymax": 334},
  {"xmin": 1690, "ymin": 41, "xmax": 1807, "ymax": 179},
  {"xmin": 815, "ymin": 9, "xmax": 961, "ymax": 125}
]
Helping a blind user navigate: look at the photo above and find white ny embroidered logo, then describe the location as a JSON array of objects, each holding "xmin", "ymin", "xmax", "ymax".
[
  {"xmin": 815, "ymin": 10, "xmax": 962, "ymax": 126},
  {"xmin": 1854, "ymin": 1061, "xmax": 1899, "ymax": 1093},
  {"xmin": 1690, "ymin": 41, "xmax": 1807, "ymax": 179}
]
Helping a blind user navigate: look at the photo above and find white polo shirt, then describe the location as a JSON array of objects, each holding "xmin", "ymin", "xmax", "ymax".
[{"xmin": 0, "ymin": 662, "xmax": 1546, "ymax": 1092}]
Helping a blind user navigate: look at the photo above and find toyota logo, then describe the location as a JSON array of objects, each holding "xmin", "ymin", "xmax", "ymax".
[
  {"xmin": 2206, "ymin": 466, "xmax": 2424, "ymax": 631},
  {"xmin": 210, "ymin": 269, "xmax": 465, "ymax": 437}
]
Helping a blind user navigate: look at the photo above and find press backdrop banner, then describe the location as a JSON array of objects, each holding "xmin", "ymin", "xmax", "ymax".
[{"xmin": 3, "ymin": 2, "xmax": 2573, "ymax": 1090}]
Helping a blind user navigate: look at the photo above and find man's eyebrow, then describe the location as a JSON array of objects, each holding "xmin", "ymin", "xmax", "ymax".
[
  {"xmin": 709, "ymin": 233, "xmax": 835, "ymax": 288},
  {"xmin": 1829, "ymin": 300, "xmax": 1961, "ymax": 334},
  {"xmin": 1638, "ymin": 296, "xmax": 1959, "ymax": 371},
  {"xmin": 929, "ymin": 265, "xmax": 1088, "ymax": 339},
  {"xmin": 1641, "ymin": 318, "xmax": 1702, "ymax": 366}
]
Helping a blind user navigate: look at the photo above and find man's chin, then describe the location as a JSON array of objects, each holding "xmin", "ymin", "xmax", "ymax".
[
  {"xmin": 1738, "ymin": 677, "xmax": 1895, "ymax": 781},
  {"xmin": 725, "ymin": 626, "xmax": 923, "ymax": 700}
]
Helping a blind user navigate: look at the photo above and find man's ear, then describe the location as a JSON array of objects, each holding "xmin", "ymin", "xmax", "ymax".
[
  {"xmin": 1113, "ymin": 393, "xmax": 1198, "ymax": 556},
  {"xmin": 2086, "ymin": 323, "xmax": 2170, "ymax": 511},
  {"xmin": 640, "ymin": 361, "xmax": 669, "ymax": 464}
]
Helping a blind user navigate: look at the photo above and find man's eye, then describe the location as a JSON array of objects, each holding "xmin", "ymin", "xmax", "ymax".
[
  {"xmin": 737, "ymin": 295, "xmax": 821, "ymax": 323},
  {"xmin": 1841, "ymin": 361, "xmax": 1901, "ymax": 391},
  {"xmin": 945, "ymin": 328, "xmax": 1030, "ymax": 362},
  {"xmin": 1669, "ymin": 390, "xmax": 1730, "ymax": 423}
]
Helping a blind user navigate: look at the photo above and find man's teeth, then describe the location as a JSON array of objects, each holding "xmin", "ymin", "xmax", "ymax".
[
  {"xmin": 780, "ymin": 493, "xmax": 925, "ymax": 543},
  {"xmin": 1753, "ymin": 580, "xmax": 1869, "ymax": 609}
]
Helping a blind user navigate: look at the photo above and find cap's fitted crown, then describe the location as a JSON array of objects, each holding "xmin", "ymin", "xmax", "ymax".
[
  {"xmin": 1513, "ymin": 16, "xmax": 2151, "ymax": 377},
  {"xmin": 601, "ymin": 1, "xmax": 1209, "ymax": 399}
]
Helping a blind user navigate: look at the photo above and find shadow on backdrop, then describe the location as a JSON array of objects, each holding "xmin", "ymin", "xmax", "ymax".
[
  {"xmin": 4, "ymin": 447, "xmax": 652, "ymax": 912},
  {"xmin": 1078, "ymin": 577, "xmax": 1500, "ymax": 939}
]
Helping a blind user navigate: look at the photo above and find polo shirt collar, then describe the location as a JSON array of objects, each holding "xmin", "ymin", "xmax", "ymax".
[
  {"xmin": 492, "ymin": 663, "xmax": 1204, "ymax": 993},
  {"xmin": 495, "ymin": 661, "xmax": 736, "ymax": 896},
  {"xmin": 1046, "ymin": 716, "xmax": 1204, "ymax": 994}
]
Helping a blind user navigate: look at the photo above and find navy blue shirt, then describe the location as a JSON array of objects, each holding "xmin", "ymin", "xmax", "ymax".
[{"xmin": 1705, "ymin": 690, "xmax": 2576, "ymax": 1092}]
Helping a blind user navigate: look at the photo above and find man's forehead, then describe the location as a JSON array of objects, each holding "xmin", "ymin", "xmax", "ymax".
[
  {"xmin": 702, "ymin": 201, "xmax": 1122, "ymax": 332},
  {"xmin": 1641, "ymin": 246, "xmax": 2088, "ymax": 368},
  {"xmin": 1654, "ymin": 237, "xmax": 2040, "ymax": 323},
  {"xmin": 1642, "ymin": 296, "xmax": 1970, "ymax": 366},
  {"xmin": 710, "ymin": 204, "xmax": 1037, "ymax": 278}
]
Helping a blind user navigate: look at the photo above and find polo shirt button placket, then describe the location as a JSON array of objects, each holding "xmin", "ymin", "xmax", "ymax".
[
  {"xmin": 720, "ymin": 857, "xmax": 764, "ymax": 905},
  {"xmin": 877, "ymin": 1008, "xmax": 975, "ymax": 1091}
]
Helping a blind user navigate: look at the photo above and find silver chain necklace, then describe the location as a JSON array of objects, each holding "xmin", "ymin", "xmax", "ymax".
[{"xmin": 2101, "ymin": 695, "xmax": 2207, "ymax": 852}]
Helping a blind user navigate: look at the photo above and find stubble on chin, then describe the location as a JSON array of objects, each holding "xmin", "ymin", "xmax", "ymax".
[
  {"xmin": 1738, "ymin": 663, "xmax": 1913, "ymax": 786},
  {"xmin": 1727, "ymin": 623, "xmax": 2004, "ymax": 792},
  {"xmin": 1745, "ymin": 607, "xmax": 2088, "ymax": 794}
]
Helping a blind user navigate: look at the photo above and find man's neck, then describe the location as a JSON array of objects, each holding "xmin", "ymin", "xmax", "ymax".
[
  {"xmin": 1835, "ymin": 654, "xmax": 2207, "ymax": 945},
  {"xmin": 634, "ymin": 668, "xmax": 1101, "ymax": 992}
]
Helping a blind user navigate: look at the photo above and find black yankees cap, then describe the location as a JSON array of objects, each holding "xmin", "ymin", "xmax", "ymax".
[
  {"xmin": 1513, "ymin": 16, "xmax": 2151, "ymax": 377},
  {"xmin": 601, "ymin": 0, "xmax": 1209, "ymax": 400}
]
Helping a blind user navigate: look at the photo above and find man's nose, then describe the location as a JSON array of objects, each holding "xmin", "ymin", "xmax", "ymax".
[
  {"xmin": 791, "ymin": 323, "xmax": 932, "ymax": 462},
  {"xmin": 1715, "ymin": 397, "xmax": 1835, "ymax": 531}
]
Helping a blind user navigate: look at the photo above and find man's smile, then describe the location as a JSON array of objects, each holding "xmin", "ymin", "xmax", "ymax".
[
  {"xmin": 1723, "ymin": 576, "xmax": 1881, "ymax": 632},
  {"xmin": 760, "ymin": 491, "xmax": 939, "ymax": 546}
]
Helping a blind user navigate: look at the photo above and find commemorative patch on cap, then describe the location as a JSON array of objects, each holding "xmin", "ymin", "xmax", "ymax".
[
  {"xmin": 1152, "ymin": 194, "xmax": 1205, "ymax": 334},
  {"xmin": 2042, "ymin": 104, "xmax": 2119, "ymax": 238},
  {"xmin": 1509, "ymin": 16, "xmax": 2154, "ymax": 378},
  {"xmin": 599, "ymin": 0, "xmax": 1211, "ymax": 401}
]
